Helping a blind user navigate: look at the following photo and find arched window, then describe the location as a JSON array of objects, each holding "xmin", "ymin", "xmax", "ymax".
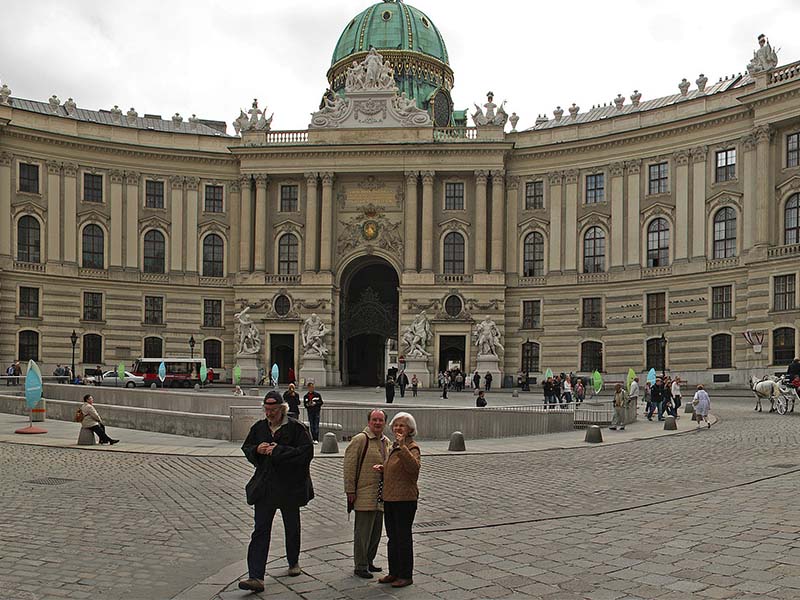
[
  {"xmin": 523, "ymin": 232, "xmax": 544, "ymax": 277},
  {"xmin": 646, "ymin": 218, "xmax": 670, "ymax": 267},
  {"xmin": 713, "ymin": 208, "xmax": 737, "ymax": 259},
  {"xmin": 786, "ymin": 193, "xmax": 800, "ymax": 245},
  {"xmin": 17, "ymin": 216, "xmax": 40, "ymax": 263},
  {"xmin": 143, "ymin": 336, "xmax": 163, "ymax": 358},
  {"xmin": 773, "ymin": 327, "xmax": 795, "ymax": 366},
  {"xmin": 583, "ymin": 227, "xmax": 605, "ymax": 273},
  {"xmin": 203, "ymin": 339, "xmax": 222, "ymax": 369},
  {"xmin": 82, "ymin": 224, "xmax": 105, "ymax": 269},
  {"xmin": 521, "ymin": 341, "xmax": 540, "ymax": 373},
  {"xmin": 580, "ymin": 341, "xmax": 603, "ymax": 372},
  {"xmin": 202, "ymin": 234, "xmax": 224, "ymax": 277},
  {"xmin": 277, "ymin": 234, "xmax": 299, "ymax": 275},
  {"xmin": 711, "ymin": 334, "xmax": 732, "ymax": 369},
  {"xmin": 18, "ymin": 330, "xmax": 39, "ymax": 361},
  {"xmin": 443, "ymin": 232, "xmax": 465, "ymax": 274},
  {"xmin": 143, "ymin": 230, "xmax": 165, "ymax": 274},
  {"xmin": 82, "ymin": 334, "xmax": 103, "ymax": 365},
  {"xmin": 646, "ymin": 338, "xmax": 666, "ymax": 372}
]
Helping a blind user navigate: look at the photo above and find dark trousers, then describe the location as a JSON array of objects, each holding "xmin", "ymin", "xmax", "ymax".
[
  {"xmin": 247, "ymin": 503, "xmax": 301, "ymax": 580},
  {"xmin": 386, "ymin": 388, "xmax": 395, "ymax": 404},
  {"xmin": 485, "ymin": 382, "xmax": 491, "ymax": 392},
  {"xmin": 384, "ymin": 501, "xmax": 417, "ymax": 579},
  {"xmin": 89, "ymin": 424, "xmax": 113, "ymax": 443},
  {"xmin": 308, "ymin": 412, "xmax": 320, "ymax": 441},
  {"xmin": 412, "ymin": 386, "xmax": 418, "ymax": 397},
  {"xmin": 399, "ymin": 384, "xmax": 406, "ymax": 398}
]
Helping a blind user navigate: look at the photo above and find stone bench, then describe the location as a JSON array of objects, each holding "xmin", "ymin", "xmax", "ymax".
[{"xmin": 77, "ymin": 427, "xmax": 96, "ymax": 445}]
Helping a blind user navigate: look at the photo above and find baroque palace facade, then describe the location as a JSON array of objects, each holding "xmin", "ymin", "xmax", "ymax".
[{"xmin": 1, "ymin": 1, "xmax": 800, "ymax": 386}]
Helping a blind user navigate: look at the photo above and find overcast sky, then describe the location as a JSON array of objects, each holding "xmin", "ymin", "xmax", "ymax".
[{"xmin": 1, "ymin": 0, "xmax": 796, "ymax": 133}]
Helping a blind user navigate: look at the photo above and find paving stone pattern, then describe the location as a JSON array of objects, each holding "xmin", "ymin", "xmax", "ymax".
[{"xmin": 0, "ymin": 397, "xmax": 798, "ymax": 600}]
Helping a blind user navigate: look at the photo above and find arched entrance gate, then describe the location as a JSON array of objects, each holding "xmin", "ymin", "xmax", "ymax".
[{"xmin": 339, "ymin": 256, "xmax": 399, "ymax": 386}]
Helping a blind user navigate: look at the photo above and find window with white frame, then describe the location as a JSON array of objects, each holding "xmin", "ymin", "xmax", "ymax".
[
  {"xmin": 585, "ymin": 173, "xmax": 604, "ymax": 204},
  {"xmin": 713, "ymin": 207, "xmax": 737, "ymax": 259},
  {"xmin": 715, "ymin": 148, "xmax": 736, "ymax": 182},
  {"xmin": 648, "ymin": 162, "xmax": 668, "ymax": 195}
]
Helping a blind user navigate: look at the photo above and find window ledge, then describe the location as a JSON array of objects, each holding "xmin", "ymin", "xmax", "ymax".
[
  {"xmin": 645, "ymin": 191, "xmax": 671, "ymax": 199},
  {"xmin": 16, "ymin": 191, "xmax": 42, "ymax": 199},
  {"xmin": 709, "ymin": 317, "xmax": 736, "ymax": 323},
  {"xmin": 769, "ymin": 309, "xmax": 799, "ymax": 316},
  {"xmin": 16, "ymin": 316, "xmax": 42, "ymax": 322},
  {"xmin": 519, "ymin": 327, "xmax": 544, "ymax": 332},
  {"xmin": 578, "ymin": 326, "xmax": 607, "ymax": 331},
  {"xmin": 201, "ymin": 326, "xmax": 225, "ymax": 331},
  {"xmin": 711, "ymin": 178, "xmax": 738, "ymax": 187},
  {"xmin": 143, "ymin": 205, "xmax": 167, "ymax": 211},
  {"xmin": 80, "ymin": 319, "xmax": 106, "ymax": 325},
  {"xmin": 141, "ymin": 322, "xmax": 165, "ymax": 327}
]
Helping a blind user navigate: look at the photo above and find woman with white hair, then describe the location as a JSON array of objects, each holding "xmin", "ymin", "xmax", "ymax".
[{"xmin": 373, "ymin": 412, "xmax": 420, "ymax": 589}]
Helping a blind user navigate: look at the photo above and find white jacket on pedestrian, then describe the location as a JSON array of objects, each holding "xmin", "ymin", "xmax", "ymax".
[{"xmin": 629, "ymin": 380, "xmax": 640, "ymax": 398}]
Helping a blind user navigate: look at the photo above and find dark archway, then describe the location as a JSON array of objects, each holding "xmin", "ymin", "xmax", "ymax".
[
  {"xmin": 438, "ymin": 335, "xmax": 466, "ymax": 374},
  {"xmin": 339, "ymin": 256, "xmax": 399, "ymax": 386},
  {"xmin": 269, "ymin": 334, "xmax": 294, "ymax": 384}
]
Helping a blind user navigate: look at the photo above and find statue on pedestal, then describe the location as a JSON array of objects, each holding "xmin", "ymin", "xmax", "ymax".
[
  {"xmin": 302, "ymin": 313, "xmax": 330, "ymax": 357},
  {"xmin": 234, "ymin": 306, "xmax": 262, "ymax": 356},
  {"xmin": 472, "ymin": 91, "xmax": 509, "ymax": 127},
  {"xmin": 402, "ymin": 311, "xmax": 432, "ymax": 357},
  {"xmin": 473, "ymin": 315, "xmax": 504, "ymax": 357},
  {"xmin": 747, "ymin": 34, "xmax": 779, "ymax": 74}
]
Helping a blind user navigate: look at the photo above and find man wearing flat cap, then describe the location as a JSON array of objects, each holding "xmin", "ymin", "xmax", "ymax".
[{"xmin": 238, "ymin": 391, "xmax": 314, "ymax": 593}]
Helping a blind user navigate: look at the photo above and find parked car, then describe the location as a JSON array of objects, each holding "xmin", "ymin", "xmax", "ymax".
[{"xmin": 99, "ymin": 370, "xmax": 145, "ymax": 388}]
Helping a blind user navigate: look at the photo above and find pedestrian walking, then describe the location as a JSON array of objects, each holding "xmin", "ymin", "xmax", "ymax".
[
  {"xmin": 629, "ymin": 377, "xmax": 640, "ymax": 411},
  {"xmin": 288, "ymin": 367, "xmax": 296, "ymax": 385},
  {"xmin": 397, "ymin": 371, "xmax": 408, "ymax": 398},
  {"xmin": 79, "ymin": 394, "xmax": 119, "ymax": 444},
  {"xmin": 440, "ymin": 377, "xmax": 448, "ymax": 400},
  {"xmin": 648, "ymin": 378, "xmax": 665, "ymax": 421},
  {"xmin": 661, "ymin": 377, "xmax": 674, "ymax": 420},
  {"xmin": 484, "ymin": 371, "xmax": 493, "ymax": 392},
  {"xmin": 410, "ymin": 374, "xmax": 418, "ymax": 397},
  {"xmin": 385, "ymin": 375, "xmax": 396, "ymax": 404},
  {"xmin": 472, "ymin": 370, "xmax": 480, "ymax": 390},
  {"xmin": 375, "ymin": 412, "xmax": 420, "ymax": 589},
  {"xmin": 542, "ymin": 376, "xmax": 557, "ymax": 408},
  {"xmin": 671, "ymin": 377, "xmax": 682, "ymax": 417},
  {"xmin": 454, "ymin": 372, "xmax": 463, "ymax": 392},
  {"xmin": 344, "ymin": 409, "xmax": 391, "ymax": 579},
  {"xmin": 476, "ymin": 390, "xmax": 487, "ymax": 407},
  {"xmin": 283, "ymin": 383, "xmax": 301, "ymax": 419},
  {"xmin": 6, "ymin": 362, "xmax": 16, "ymax": 386},
  {"xmin": 609, "ymin": 383, "xmax": 627, "ymax": 431},
  {"xmin": 239, "ymin": 391, "xmax": 314, "ymax": 593},
  {"xmin": 303, "ymin": 382, "xmax": 323, "ymax": 443},
  {"xmin": 692, "ymin": 384, "xmax": 712, "ymax": 428},
  {"xmin": 575, "ymin": 378, "xmax": 585, "ymax": 404},
  {"xmin": 562, "ymin": 375, "xmax": 573, "ymax": 406}
]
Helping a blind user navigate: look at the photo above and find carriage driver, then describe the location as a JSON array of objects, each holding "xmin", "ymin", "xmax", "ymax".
[{"xmin": 787, "ymin": 357, "xmax": 800, "ymax": 387}]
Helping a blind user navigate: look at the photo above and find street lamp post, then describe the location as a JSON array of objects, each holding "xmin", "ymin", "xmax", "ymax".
[
  {"xmin": 70, "ymin": 330, "xmax": 78, "ymax": 384},
  {"xmin": 189, "ymin": 335, "xmax": 196, "ymax": 360},
  {"xmin": 658, "ymin": 333, "xmax": 668, "ymax": 379}
]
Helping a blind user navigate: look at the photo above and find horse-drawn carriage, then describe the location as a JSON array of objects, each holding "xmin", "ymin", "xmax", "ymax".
[{"xmin": 750, "ymin": 374, "xmax": 799, "ymax": 415}]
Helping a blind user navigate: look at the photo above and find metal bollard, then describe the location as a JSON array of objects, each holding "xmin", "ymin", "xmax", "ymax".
[
  {"xmin": 663, "ymin": 415, "xmax": 678, "ymax": 430},
  {"xmin": 584, "ymin": 425, "xmax": 603, "ymax": 443},
  {"xmin": 448, "ymin": 431, "xmax": 466, "ymax": 452},
  {"xmin": 31, "ymin": 399, "xmax": 46, "ymax": 422},
  {"xmin": 320, "ymin": 432, "xmax": 339, "ymax": 454}
]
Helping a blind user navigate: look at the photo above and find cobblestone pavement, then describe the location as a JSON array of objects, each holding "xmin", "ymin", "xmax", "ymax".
[{"xmin": 1, "ymin": 396, "xmax": 798, "ymax": 600}]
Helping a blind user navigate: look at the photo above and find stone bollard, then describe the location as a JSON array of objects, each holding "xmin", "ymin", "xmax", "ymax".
[
  {"xmin": 150, "ymin": 383, "xmax": 158, "ymax": 389},
  {"xmin": 77, "ymin": 427, "xmax": 95, "ymax": 445},
  {"xmin": 249, "ymin": 388, "xmax": 260, "ymax": 397},
  {"xmin": 448, "ymin": 431, "xmax": 466, "ymax": 452},
  {"xmin": 684, "ymin": 402, "xmax": 694, "ymax": 414},
  {"xmin": 584, "ymin": 425, "xmax": 603, "ymax": 443},
  {"xmin": 664, "ymin": 415, "xmax": 678, "ymax": 430},
  {"xmin": 511, "ymin": 389, "xmax": 519, "ymax": 398},
  {"xmin": 320, "ymin": 432, "xmax": 339, "ymax": 454}
]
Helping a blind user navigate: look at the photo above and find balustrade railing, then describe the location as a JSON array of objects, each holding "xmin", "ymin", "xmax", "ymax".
[
  {"xmin": 641, "ymin": 265, "xmax": 672, "ymax": 279},
  {"xmin": 140, "ymin": 272, "xmax": 169, "ymax": 283},
  {"xmin": 78, "ymin": 268, "xmax": 109, "ymax": 279},
  {"xmin": 434, "ymin": 273, "xmax": 473, "ymax": 284},
  {"xmin": 266, "ymin": 130, "xmax": 309, "ymax": 144},
  {"xmin": 519, "ymin": 276, "xmax": 546, "ymax": 287},
  {"xmin": 433, "ymin": 127, "xmax": 478, "ymax": 142},
  {"xmin": 13, "ymin": 261, "xmax": 45, "ymax": 272},
  {"xmin": 264, "ymin": 274, "xmax": 301, "ymax": 284},
  {"xmin": 706, "ymin": 256, "xmax": 740, "ymax": 271},
  {"xmin": 577, "ymin": 272, "xmax": 608, "ymax": 284},
  {"xmin": 768, "ymin": 243, "xmax": 800, "ymax": 258},
  {"xmin": 199, "ymin": 276, "xmax": 230, "ymax": 287},
  {"xmin": 770, "ymin": 60, "xmax": 800, "ymax": 85}
]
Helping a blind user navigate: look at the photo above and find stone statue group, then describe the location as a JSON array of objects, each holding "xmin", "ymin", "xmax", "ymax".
[{"xmin": 401, "ymin": 312, "xmax": 503, "ymax": 358}]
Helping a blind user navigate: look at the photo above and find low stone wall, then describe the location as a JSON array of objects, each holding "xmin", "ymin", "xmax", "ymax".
[{"xmin": 0, "ymin": 394, "xmax": 231, "ymax": 440}]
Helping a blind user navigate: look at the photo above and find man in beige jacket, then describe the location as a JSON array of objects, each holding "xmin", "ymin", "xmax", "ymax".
[{"xmin": 343, "ymin": 409, "xmax": 390, "ymax": 579}]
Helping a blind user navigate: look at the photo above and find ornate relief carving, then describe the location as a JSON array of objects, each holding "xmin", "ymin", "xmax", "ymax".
[
  {"xmin": 46, "ymin": 161, "xmax": 60, "ymax": 175},
  {"xmin": 438, "ymin": 217, "xmax": 471, "ymax": 234},
  {"xmin": 405, "ymin": 171, "xmax": 419, "ymax": 184},
  {"xmin": 170, "ymin": 175, "xmax": 184, "ymax": 190},
  {"xmin": 705, "ymin": 190, "xmax": 743, "ymax": 216},
  {"xmin": 125, "ymin": 171, "xmax": 140, "ymax": 185},
  {"xmin": 753, "ymin": 124, "xmax": 773, "ymax": 144},
  {"xmin": 490, "ymin": 169, "xmax": 505, "ymax": 179},
  {"xmin": 421, "ymin": 171, "xmax": 435, "ymax": 185},
  {"xmin": 139, "ymin": 215, "xmax": 171, "ymax": 234},
  {"xmin": 185, "ymin": 177, "xmax": 199, "ymax": 191},
  {"xmin": 254, "ymin": 173, "xmax": 268, "ymax": 187},
  {"xmin": 303, "ymin": 172, "xmax": 317, "ymax": 186},
  {"xmin": 63, "ymin": 163, "xmax": 78, "ymax": 177},
  {"xmin": 77, "ymin": 209, "xmax": 110, "ymax": 229},
  {"xmin": 471, "ymin": 91, "xmax": 509, "ymax": 128},
  {"xmin": 506, "ymin": 176, "xmax": 519, "ymax": 190},
  {"xmin": 321, "ymin": 172, "xmax": 335, "ymax": 186},
  {"xmin": 229, "ymin": 179, "xmax": 241, "ymax": 193},
  {"xmin": 548, "ymin": 171, "xmax": 563, "ymax": 186},
  {"xmin": 564, "ymin": 169, "xmax": 579, "ymax": 184},
  {"xmin": 640, "ymin": 201, "xmax": 675, "ymax": 225},
  {"xmin": 610, "ymin": 162, "xmax": 625, "ymax": 177},
  {"xmin": 0, "ymin": 152, "xmax": 12, "ymax": 166},
  {"xmin": 625, "ymin": 159, "xmax": 641, "ymax": 174},
  {"xmin": 273, "ymin": 219, "xmax": 304, "ymax": 235},
  {"xmin": 673, "ymin": 150, "xmax": 690, "ymax": 166},
  {"xmin": 691, "ymin": 146, "xmax": 708, "ymax": 163},
  {"xmin": 337, "ymin": 204, "xmax": 402, "ymax": 257},
  {"xmin": 474, "ymin": 170, "xmax": 489, "ymax": 184},
  {"xmin": 578, "ymin": 209, "xmax": 611, "ymax": 232},
  {"xmin": 108, "ymin": 170, "xmax": 123, "ymax": 184}
]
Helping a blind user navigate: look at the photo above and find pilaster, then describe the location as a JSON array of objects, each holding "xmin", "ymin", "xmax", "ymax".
[
  {"xmin": 741, "ymin": 134, "xmax": 756, "ymax": 251},
  {"xmin": 421, "ymin": 170, "xmax": 435, "ymax": 272},
  {"xmin": 505, "ymin": 176, "xmax": 519, "ymax": 274},
  {"xmin": 403, "ymin": 171, "xmax": 419, "ymax": 272},
  {"xmin": 490, "ymin": 170, "xmax": 505, "ymax": 272},
  {"xmin": 0, "ymin": 152, "xmax": 11, "ymax": 256},
  {"xmin": 228, "ymin": 178, "xmax": 241, "ymax": 276},
  {"xmin": 170, "ymin": 175, "xmax": 184, "ymax": 272},
  {"xmin": 63, "ymin": 163, "xmax": 77, "ymax": 263},
  {"xmin": 626, "ymin": 160, "xmax": 641, "ymax": 267},
  {"xmin": 46, "ymin": 161, "xmax": 61, "ymax": 263},
  {"xmin": 674, "ymin": 150, "xmax": 689, "ymax": 261},
  {"xmin": 564, "ymin": 169, "xmax": 578, "ymax": 271},
  {"xmin": 610, "ymin": 162, "xmax": 625, "ymax": 268},
  {"xmin": 125, "ymin": 171, "xmax": 139, "ymax": 269},
  {"xmin": 320, "ymin": 172, "xmax": 334, "ymax": 272},
  {"xmin": 304, "ymin": 172, "xmax": 318, "ymax": 273},
  {"xmin": 110, "ymin": 169, "xmax": 124, "ymax": 268},
  {"xmin": 474, "ymin": 170, "xmax": 488, "ymax": 272},
  {"xmin": 239, "ymin": 175, "xmax": 253, "ymax": 273},
  {"xmin": 754, "ymin": 125, "xmax": 772, "ymax": 247},
  {"xmin": 185, "ymin": 177, "xmax": 199, "ymax": 273},
  {"xmin": 254, "ymin": 174, "xmax": 268, "ymax": 272},
  {"xmin": 690, "ymin": 147, "xmax": 707, "ymax": 259},
  {"xmin": 548, "ymin": 171, "xmax": 563, "ymax": 272}
]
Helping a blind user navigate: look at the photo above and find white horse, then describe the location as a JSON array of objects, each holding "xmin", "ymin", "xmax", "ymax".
[{"xmin": 750, "ymin": 375, "xmax": 781, "ymax": 412}]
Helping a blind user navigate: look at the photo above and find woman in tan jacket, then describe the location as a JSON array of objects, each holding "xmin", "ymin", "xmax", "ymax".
[
  {"xmin": 374, "ymin": 411, "xmax": 420, "ymax": 589},
  {"xmin": 81, "ymin": 394, "xmax": 119, "ymax": 445}
]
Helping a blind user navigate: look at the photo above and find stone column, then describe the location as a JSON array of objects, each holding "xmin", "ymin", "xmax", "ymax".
[
  {"xmin": 548, "ymin": 171, "xmax": 563, "ymax": 272},
  {"xmin": 46, "ymin": 161, "xmax": 61, "ymax": 263},
  {"xmin": 228, "ymin": 178, "xmax": 241, "ymax": 275},
  {"xmin": 754, "ymin": 125, "xmax": 772, "ymax": 247},
  {"xmin": 625, "ymin": 160, "xmax": 641, "ymax": 267},
  {"xmin": 505, "ymin": 176, "xmax": 519, "ymax": 274},
  {"xmin": 742, "ymin": 135, "xmax": 756, "ymax": 251},
  {"xmin": 239, "ymin": 175, "xmax": 252, "ymax": 272},
  {"xmin": 490, "ymin": 170, "xmax": 505, "ymax": 272},
  {"xmin": 125, "ymin": 172, "xmax": 140, "ymax": 269},
  {"xmin": 253, "ymin": 174, "xmax": 268, "ymax": 272},
  {"xmin": 610, "ymin": 162, "xmax": 625, "ymax": 268},
  {"xmin": 320, "ymin": 172, "xmax": 334, "ymax": 272},
  {"xmin": 690, "ymin": 147, "xmax": 707, "ymax": 259},
  {"xmin": 0, "ymin": 152, "xmax": 11, "ymax": 257},
  {"xmin": 304, "ymin": 172, "xmax": 318, "ymax": 272},
  {"xmin": 185, "ymin": 177, "xmax": 199, "ymax": 273},
  {"xmin": 564, "ymin": 170, "xmax": 578, "ymax": 271},
  {"xmin": 109, "ymin": 170, "xmax": 124, "ymax": 268},
  {"xmin": 420, "ymin": 170, "xmax": 435, "ymax": 272},
  {"xmin": 170, "ymin": 175, "xmax": 184, "ymax": 272},
  {"xmin": 474, "ymin": 170, "xmax": 488, "ymax": 272},
  {"xmin": 404, "ymin": 171, "xmax": 419, "ymax": 272},
  {"xmin": 63, "ymin": 163, "xmax": 78, "ymax": 263},
  {"xmin": 674, "ymin": 150, "xmax": 690, "ymax": 261}
]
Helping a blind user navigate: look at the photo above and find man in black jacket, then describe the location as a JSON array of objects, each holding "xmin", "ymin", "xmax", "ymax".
[
  {"xmin": 239, "ymin": 391, "xmax": 314, "ymax": 593},
  {"xmin": 303, "ymin": 382, "xmax": 324, "ymax": 443}
]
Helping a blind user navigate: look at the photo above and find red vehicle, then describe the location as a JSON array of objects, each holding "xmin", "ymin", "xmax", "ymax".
[{"xmin": 131, "ymin": 357, "xmax": 209, "ymax": 388}]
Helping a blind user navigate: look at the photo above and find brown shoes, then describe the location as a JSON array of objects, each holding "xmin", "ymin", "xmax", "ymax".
[
  {"xmin": 377, "ymin": 575, "xmax": 397, "ymax": 584},
  {"xmin": 391, "ymin": 578, "xmax": 413, "ymax": 588},
  {"xmin": 238, "ymin": 578, "xmax": 265, "ymax": 592}
]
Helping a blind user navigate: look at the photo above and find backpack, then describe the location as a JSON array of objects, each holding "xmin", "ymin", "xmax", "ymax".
[{"xmin": 74, "ymin": 407, "xmax": 84, "ymax": 423}]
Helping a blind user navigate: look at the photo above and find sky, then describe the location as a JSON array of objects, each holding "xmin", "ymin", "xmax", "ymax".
[{"xmin": 0, "ymin": 0, "xmax": 797, "ymax": 134}]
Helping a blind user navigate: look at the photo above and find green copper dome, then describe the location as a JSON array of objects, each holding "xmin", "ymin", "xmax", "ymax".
[{"xmin": 331, "ymin": 1, "xmax": 449, "ymax": 66}]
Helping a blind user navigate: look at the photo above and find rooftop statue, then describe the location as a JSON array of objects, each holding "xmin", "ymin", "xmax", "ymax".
[
  {"xmin": 747, "ymin": 34, "xmax": 779, "ymax": 74},
  {"xmin": 346, "ymin": 47, "xmax": 398, "ymax": 93},
  {"xmin": 472, "ymin": 91, "xmax": 508, "ymax": 127},
  {"xmin": 233, "ymin": 99, "xmax": 273, "ymax": 135}
]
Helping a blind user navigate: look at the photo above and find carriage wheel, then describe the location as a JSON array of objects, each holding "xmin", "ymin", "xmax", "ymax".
[{"xmin": 776, "ymin": 396, "xmax": 788, "ymax": 415}]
